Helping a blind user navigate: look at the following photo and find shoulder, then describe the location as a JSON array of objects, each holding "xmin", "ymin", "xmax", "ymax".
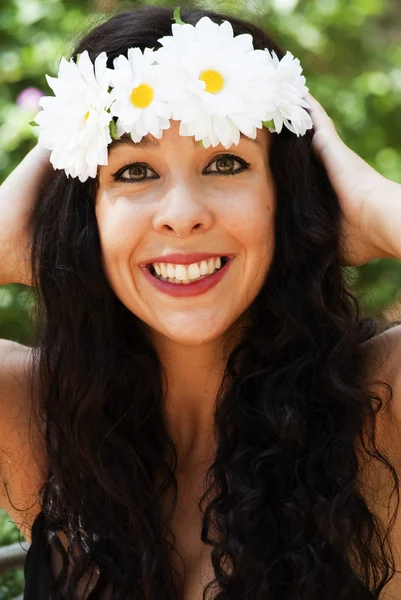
[
  {"xmin": 0, "ymin": 339, "xmax": 33, "ymax": 428},
  {"xmin": 0, "ymin": 339, "xmax": 32, "ymax": 423},
  {"xmin": 0, "ymin": 340, "xmax": 47, "ymax": 539},
  {"xmin": 362, "ymin": 323, "xmax": 401, "ymax": 423}
]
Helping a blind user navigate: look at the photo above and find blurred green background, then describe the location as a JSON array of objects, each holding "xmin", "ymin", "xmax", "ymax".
[{"xmin": 0, "ymin": 0, "xmax": 400, "ymax": 596}]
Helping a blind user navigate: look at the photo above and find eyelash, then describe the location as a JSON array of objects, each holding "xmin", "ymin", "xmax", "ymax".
[{"xmin": 112, "ymin": 154, "xmax": 251, "ymax": 184}]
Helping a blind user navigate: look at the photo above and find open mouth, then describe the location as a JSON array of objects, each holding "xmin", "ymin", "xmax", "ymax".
[{"xmin": 146, "ymin": 256, "xmax": 229, "ymax": 284}]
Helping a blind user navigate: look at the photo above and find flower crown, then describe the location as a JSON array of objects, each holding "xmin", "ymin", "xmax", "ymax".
[{"xmin": 33, "ymin": 9, "xmax": 313, "ymax": 183}]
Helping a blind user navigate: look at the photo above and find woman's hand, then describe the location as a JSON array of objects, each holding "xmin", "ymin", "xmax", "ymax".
[
  {"xmin": 305, "ymin": 92, "xmax": 398, "ymax": 266},
  {"xmin": 0, "ymin": 144, "xmax": 52, "ymax": 286}
]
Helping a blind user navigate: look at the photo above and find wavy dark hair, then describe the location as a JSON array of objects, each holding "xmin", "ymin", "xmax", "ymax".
[{"xmin": 27, "ymin": 5, "xmax": 399, "ymax": 599}]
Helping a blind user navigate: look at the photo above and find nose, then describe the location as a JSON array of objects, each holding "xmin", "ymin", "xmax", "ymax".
[{"xmin": 152, "ymin": 181, "xmax": 214, "ymax": 237}]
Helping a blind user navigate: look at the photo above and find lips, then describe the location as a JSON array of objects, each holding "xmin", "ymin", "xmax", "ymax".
[{"xmin": 141, "ymin": 255, "xmax": 234, "ymax": 297}]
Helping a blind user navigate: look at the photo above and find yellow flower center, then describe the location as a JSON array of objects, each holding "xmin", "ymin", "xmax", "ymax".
[
  {"xmin": 84, "ymin": 110, "xmax": 90, "ymax": 121},
  {"xmin": 199, "ymin": 69, "xmax": 224, "ymax": 94},
  {"xmin": 130, "ymin": 84, "xmax": 154, "ymax": 108}
]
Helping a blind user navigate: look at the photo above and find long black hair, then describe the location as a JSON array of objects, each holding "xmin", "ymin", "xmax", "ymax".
[{"xmin": 28, "ymin": 5, "xmax": 399, "ymax": 599}]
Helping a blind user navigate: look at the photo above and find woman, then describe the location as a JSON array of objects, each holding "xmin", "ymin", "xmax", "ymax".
[{"xmin": 0, "ymin": 4, "xmax": 401, "ymax": 599}]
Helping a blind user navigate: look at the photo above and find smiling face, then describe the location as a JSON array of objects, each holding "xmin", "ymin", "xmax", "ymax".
[{"xmin": 95, "ymin": 120, "xmax": 275, "ymax": 347}]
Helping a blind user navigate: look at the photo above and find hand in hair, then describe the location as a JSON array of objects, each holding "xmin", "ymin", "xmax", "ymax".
[
  {"xmin": 306, "ymin": 91, "xmax": 400, "ymax": 266},
  {"xmin": 0, "ymin": 143, "xmax": 52, "ymax": 286}
]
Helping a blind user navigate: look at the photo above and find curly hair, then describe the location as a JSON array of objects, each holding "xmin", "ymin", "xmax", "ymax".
[{"xmin": 27, "ymin": 5, "xmax": 399, "ymax": 599}]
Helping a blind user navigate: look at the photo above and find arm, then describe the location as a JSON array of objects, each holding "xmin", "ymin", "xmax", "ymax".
[
  {"xmin": 0, "ymin": 144, "xmax": 52, "ymax": 286},
  {"xmin": 365, "ymin": 178, "xmax": 401, "ymax": 261},
  {"xmin": 305, "ymin": 92, "xmax": 401, "ymax": 266}
]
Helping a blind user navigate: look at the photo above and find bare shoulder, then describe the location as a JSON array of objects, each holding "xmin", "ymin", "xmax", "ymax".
[
  {"xmin": 0, "ymin": 338, "xmax": 33, "ymax": 421},
  {"xmin": 360, "ymin": 325, "xmax": 401, "ymax": 595},
  {"xmin": 0, "ymin": 339, "xmax": 47, "ymax": 541},
  {"xmin": 0, "ymin": 339, "xmax": 32, "ymax": 431},
  {"xmin": 363, "ymin": 324, "xmax": 401, "ymax": 423}
]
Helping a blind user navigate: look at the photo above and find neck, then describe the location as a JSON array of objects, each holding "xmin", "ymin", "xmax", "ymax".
[{"xmin": 144, "ymin": 312, "xmax": 251, "ymax": 466}]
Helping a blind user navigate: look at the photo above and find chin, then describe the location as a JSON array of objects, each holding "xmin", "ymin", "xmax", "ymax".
[{"xmin": 160, "ymin": 328, "xmax": 227, "ymax": 347}]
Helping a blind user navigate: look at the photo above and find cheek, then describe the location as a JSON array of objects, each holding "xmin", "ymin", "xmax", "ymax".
[
  {"xmin": 95, "ymin": 201, "xmax": 144, "ymax": 284},
  {"xmin": 228, "ymin": 182, "xmax": 275, "ymax": 259}
]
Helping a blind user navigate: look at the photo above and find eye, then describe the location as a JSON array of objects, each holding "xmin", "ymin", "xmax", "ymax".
[
  {"xmin": 112, "ymin": 162, "xmax": 158, "ymax": 183},
  {"xmin": 111, "ymin": 153, "xmax": 250, "ymax": 184},
  {"xmin": 204, "ymin": 154, "xmax": 250, "ymax": 176}
]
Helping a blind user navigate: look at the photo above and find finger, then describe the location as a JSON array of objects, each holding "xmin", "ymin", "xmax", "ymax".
[
  {"xmin": 304, "ymin": 92, "xmax": 337, "ymax": 136},
  {"xmin": 303, "ymin": 92, "xmax": 348, "ymax": 171}
]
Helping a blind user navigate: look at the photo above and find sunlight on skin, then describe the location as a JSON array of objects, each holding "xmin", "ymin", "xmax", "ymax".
[{"xmin": 95, "ymin": 121, "xmax": 276, "ymax": 459}]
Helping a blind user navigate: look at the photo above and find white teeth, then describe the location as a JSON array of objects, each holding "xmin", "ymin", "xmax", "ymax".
[
  {"xmin": 187, "ymin": 263, "xmax": 200, "ymax": 280},
  {"xmin": 199, "ymin": 260, "xmax": 209, "ymax": 276},
  {"xmin": 175, "ymin": 265, "xmax": 188, "ymax": 281},
  {"xmin": 151, "ymin": 256, "xmax": 226, "ymax": 282},
  {"xmin": 207, "ymin": 258, "xmax": 216, "ymax": 274}
]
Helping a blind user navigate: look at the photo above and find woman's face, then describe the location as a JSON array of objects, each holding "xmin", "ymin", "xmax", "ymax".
[{"xmin": 95, "ymin": 120, "xmax": 275, "ymax": 346}]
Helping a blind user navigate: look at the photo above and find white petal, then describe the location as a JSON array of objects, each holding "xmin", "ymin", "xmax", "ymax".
[
  {"xmin": 134, "ymin": 119, "xmax": 148, "ymax": 137},
  {"xmin": 273, "ymin": 113, "xmax": 284, "ymax": 134},
  {"xmin": 120, "ymin": 104, "xmax": 140, "ymax": 124},
  {"xmin": 77, "ymin": 51, "xmax": 96, "ymax": 87},
  {"xmin": 112, "ymin": 54, "xmax": 131, "ymax": 78},
  {"xmin": 180, "ymin": 101, "xmax": 201, "ymax": 123},
  {"xmin": 58, "ymin": 57, "xmax": 83, "ymax": 86},
  {"xmin": 219, "ymin": 20, "xmax": 234, "ymax": 44},
  {"xmin": 193, "ymin": 112, "xmax": 211, "ymax": 139},
  {"xmin": 232, "ymin": 33, "xmax": 254, "ymax": 54},
  {"xmin": 171, "ymin": 22, "xmax": 197, "ymax": 47},
  {"xmin": 94, "ymin": 52, "xmax": 110, "ymax": 89},
  {"xmin": 128, "ymin": 47, "xmax": 145, "ymax": 73},
  {"xmin": 195, "ymin": 17, "xmax": 220, "ymax": 42},
  {"xmin": 159, "ymin": 117, "xmax": 171, "ymax": 131},
  {"xmin": 215, "ymin": 92, "xmax": 244, "ymax": 116},
  {"xmin": 150, "ymin": 99, "xmax": 171, "ymax": 119},
  {"xmin": 37, "ymin": 96, "xmax": 57, "ymax": 111},
  {"xmin": 212, "ymin": 115, "xmax": 237, "ymax": 148},
  {"xmin": 208, "ymin": 128, "xmax": 220, "ymax": 147},
  {"xmin": 229, "ymin": 113, "xmax": 260, "ymax": 137},
  {"xmin": 156, "ymin": 36, "xmax": 181, "ymax": 57},
  {"xmin": 201, "ymin": 135, "xmax": 212, "ymax": 148},
  {"xmin": 116, "ymin": 119, "xmax": 127, "ymax": 137},
  {"xmin": 142, "ymin": 109, "xmax": 159, "ymax": 134},
  {"xmin": 130, "ymin": 129, "xmax": 143, "ymax": 143},
  {"xmin": 179, "ymin": 121, "xmax": 190, "ymax": 136},
  {"xmin": 45, "ymin": 74, "xmax": 69, "ymax": 96}
]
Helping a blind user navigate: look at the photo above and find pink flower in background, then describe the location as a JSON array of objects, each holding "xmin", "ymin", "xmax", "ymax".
[{"xmin": 16, "ymin": 87, "xmax": 44, "ymax": 111}]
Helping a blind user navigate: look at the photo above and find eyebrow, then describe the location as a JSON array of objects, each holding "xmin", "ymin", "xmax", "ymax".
[{"xmin": 108, "ymin": 131, "xmax": 261, "ymax": 153}]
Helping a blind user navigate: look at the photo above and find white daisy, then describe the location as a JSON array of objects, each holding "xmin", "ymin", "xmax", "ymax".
[
  {"xmin": 155, "ymin": 17, "xmax": 274, "ymax": 148},
  {"xmin": 109, "ymin": 47, "xmax": 172, "ymax": 143},
  {"xmin": 261, "ymin": 49, "xmax": 313, "ymax": 136},
  {"xmin": 34, "ymin": 50, "xmax": 113, "ymax": 183}
]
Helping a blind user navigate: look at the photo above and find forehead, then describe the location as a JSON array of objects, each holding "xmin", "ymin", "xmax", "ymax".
[{"xmin": 108, "ymin": 126, "xmax": 269, "ymax": 154}]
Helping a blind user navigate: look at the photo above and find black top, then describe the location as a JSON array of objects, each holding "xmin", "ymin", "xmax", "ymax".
[{"xmin": 23, "ymin": 510, "xmax": 54, "ymax": 599}]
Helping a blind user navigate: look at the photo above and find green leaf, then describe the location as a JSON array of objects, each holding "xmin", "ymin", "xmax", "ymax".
[
  {"xmin": 29, "ymin": 120, "xmax": 39, "ymax": 126},
  {"xmin": 173, "ymin": 7, "xmax": 184, "ymax": 25},
  {"xmin": 109, "ymin": 119, "xmax": 119, "ymax": 140},
  {"xmin": 262, "ymin": 119, "xmax": 275, "ymax": 129}
]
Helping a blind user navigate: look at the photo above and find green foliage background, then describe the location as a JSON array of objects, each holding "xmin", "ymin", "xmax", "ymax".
[{"xmin": 0, "ymin": 0, "xmax": 400, "ymax": 596}]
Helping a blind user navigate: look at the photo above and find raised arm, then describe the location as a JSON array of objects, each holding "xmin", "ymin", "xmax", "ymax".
[{"xmin": 0, "ymin": 144, "xmax": 52, "ymax": 287}]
